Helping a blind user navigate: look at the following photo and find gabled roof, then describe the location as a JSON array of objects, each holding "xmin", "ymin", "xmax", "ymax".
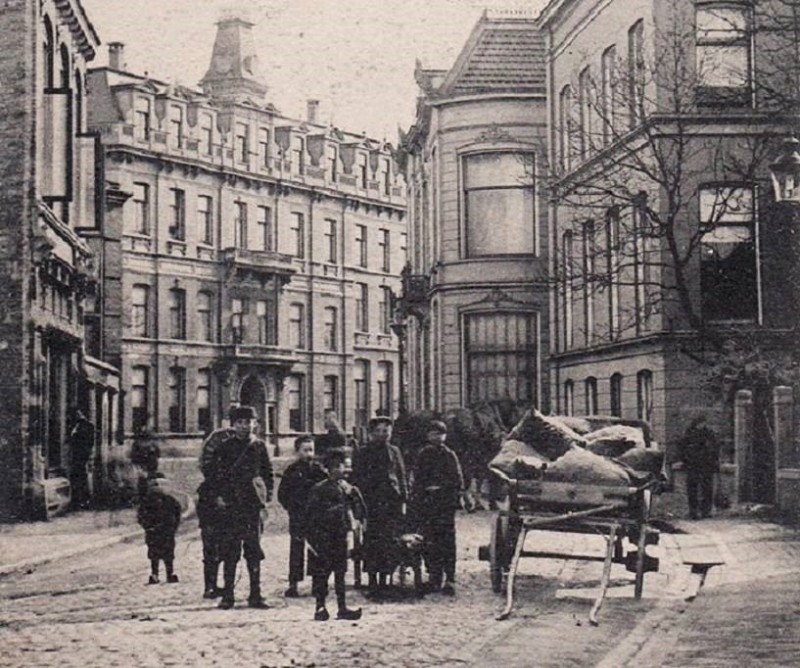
[{"xmin": 437, "ymin": 11, "xmax": 546, "ymax": 97}]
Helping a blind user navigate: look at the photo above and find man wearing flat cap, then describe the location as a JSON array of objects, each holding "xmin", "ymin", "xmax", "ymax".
[
  {"xmin": 201, "ymin": 405, "xmax": 273, "ymax": 609},
  {"xmin": 411, "ymin": 419, "xmax": 464, "ymax": 595},
  {"xmin": 351, "ymin": 416, "xmax": 407, "ymax": 596}
]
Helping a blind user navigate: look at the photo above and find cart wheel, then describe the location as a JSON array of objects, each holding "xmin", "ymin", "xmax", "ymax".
[{"xmin": 489, "ymin": 514, "xmax": 508, "ymax": 593}]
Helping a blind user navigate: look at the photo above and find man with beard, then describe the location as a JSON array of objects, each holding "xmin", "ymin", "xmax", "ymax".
[
  {"xmin": 351, "ymin": 416, "xmax": 407, "ymax": 597},
  {"xmin": 203, "ymin": 406, "xmax": 273, "ymax": 609}
]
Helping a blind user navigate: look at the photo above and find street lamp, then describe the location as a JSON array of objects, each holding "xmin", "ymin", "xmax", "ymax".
[
  {"xmin": 770, "ymin": 136, "xmax": 800, "ymax": 204},
  {"xmin": 389, "ymin": 291, "xmax": 408, "ymax": 416}
]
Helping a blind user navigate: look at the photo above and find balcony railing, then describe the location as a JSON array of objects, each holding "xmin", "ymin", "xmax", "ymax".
[
  {"xmin": 222, "ymin": 342, "xmax": 298, "ymax": 368},
  {"xmin": 220, "ymin": 246, "xmax": 297, "ymax": 283}
]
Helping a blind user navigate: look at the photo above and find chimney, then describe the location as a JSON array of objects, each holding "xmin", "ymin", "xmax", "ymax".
[
  {"xmin": 307, "ymin": 99, "xmax": 320, "ymax": 125},
  {"xmin": 108, "ymin": 42, "xmax": 125, "ymax": 71}
]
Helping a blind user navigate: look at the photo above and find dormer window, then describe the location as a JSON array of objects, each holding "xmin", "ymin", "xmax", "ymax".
[
  {"xmin": 358, "ymin": 152, "xmax": 368, "ymax": 189},
  {"xmin": 135, "ymin": 98, "xmax": 151, "ymax": 141},
  {"xmin": 292, "ymin": 135, "xmax": 305, "ymax": 175},
  {"xmin": 200, "ymin": 113, "xmax": 213, "ymax": 155},
  {"xmin": 327, "ymin": 144, "xmax": 338, "ymax": 182},
  {"xmin": 235, "ymin": 122, "xmax": 249, "ymax": 163},
  {"xmin": 169, "ymin": 104, "xmax": 183, "ymax": 149}
]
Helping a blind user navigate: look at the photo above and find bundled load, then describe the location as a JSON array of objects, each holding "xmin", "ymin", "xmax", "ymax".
[{"xmin": 490, "ymin": 409, "xmax": 663, "ymax": 487}]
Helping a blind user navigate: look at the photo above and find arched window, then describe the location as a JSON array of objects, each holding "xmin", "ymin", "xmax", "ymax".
[
  {"xmin": 584, "ymin": 377, "xmax": 598, "ymax": 415},
  {"xmin": 610, "ymin": 373, "xmax": 623, "ymax": 417},
  {"xmin": 637, "ymin": 370, "xmax": 653, "ymax": 423},
  {"xmin": 43, "ymin": 16, "xmax": 54, "ymax": 89},
  {"xmin": 564, "ymin": 379, "xmax": 575, "ymax": 416}
]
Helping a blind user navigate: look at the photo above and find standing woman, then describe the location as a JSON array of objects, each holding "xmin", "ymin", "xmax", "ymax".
[{"xmin": 351, "ymin": 416, "xmax": 407, "ymax": 597}]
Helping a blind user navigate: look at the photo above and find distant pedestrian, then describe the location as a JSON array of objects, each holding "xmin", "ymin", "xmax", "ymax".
[
  {"xmin": 137, "ymin": 466, "xmax": 182, "ymax": 585},
  {"xmin": 202, "ymin": 406, "xmax": 273, "ymax": 609},
  {"xmin": 315, "ymin": 410, "xmax": 347, "ymax": 458},
  {"xmin": 68, "ymin": 410, "xmax": 95, "ymax": 509},
  {"xmin": 197, "ymin": 425, "xmax": 235, "ymax": 599},
  {"xmin": 351, "ymin": 416, "xmax": 407, "ymax": 597},
  {"xmin": 277, "ymin": 435, "xmax": 328, "ymax": 598},
  {"xmin": 411, "ymin": 420, "xmax": 465, "ymax": 595},
  {"xmin": 305, "ymin": 448, "xmax": 365, "ymax": 621},
  {"xmin": 678, "ymin": 416, "xmax": 720, "ymax": 519}
]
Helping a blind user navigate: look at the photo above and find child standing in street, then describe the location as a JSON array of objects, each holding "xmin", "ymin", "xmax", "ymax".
[
  {"xmin": 136, "ymin": 447, "xmax": 182, "ymax": 585},
  {"xmin": 305, "ymin": 448, "xmax": 365, "ymax": 621},
  {"xmin": 277, "ymin": 435, "xmax": 328, "ymax": 597}
]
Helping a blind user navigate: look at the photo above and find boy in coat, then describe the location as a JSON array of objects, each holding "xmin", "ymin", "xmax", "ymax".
[
  {"xmin": 411, "ymin": 420, "xmax": 465, "ymax": 595},
  {"xmin": 277, "ymin": 435, "xmax": 328, "ymax": 597},
  {"xmin": 306, "ymin": 448, "xmax": 365, "ymax": 621},
  {"xmin": 137, "ymin": 468, "xmax": 182, "ymax": 585}
]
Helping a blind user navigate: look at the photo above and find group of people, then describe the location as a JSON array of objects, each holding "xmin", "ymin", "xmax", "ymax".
[{"xmin": 152, "ymin": 407, "xmax": 468, "ymax": 621}]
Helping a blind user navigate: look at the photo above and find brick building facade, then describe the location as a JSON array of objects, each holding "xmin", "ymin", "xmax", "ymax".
[
  {"xmin": 87, "ymin": 18, "xmax": 406, "ymax": 454},
  {"xmin": 400, "ymin": 10, "xmax": 550, "ymax": 414}
]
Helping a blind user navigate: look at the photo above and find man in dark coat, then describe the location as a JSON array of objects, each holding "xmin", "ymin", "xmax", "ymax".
[
  {"xmin": 411, "ymin": 420, "xmax": 465, "ymax": 595},
  {"xmin": 351, "ymin": 416, "xmax": 407, "ymax": 596},
  {"xmin": 678, "ymin": 416, "xmax": 720, "ymax": 519},
  {"xmin": 277, "ymin": 435, "xmax": 328, "ymax": 597},
  {"xmin": 306, "ymin": 448, "xmax": 365, "ymax": 621},
  {"xmin": 68, "ymin": 410, "xmax": 95, "ymax": 509},
  {"xmin": 203, "ymin": 405, "xmax": 274, "ymax": 609}
]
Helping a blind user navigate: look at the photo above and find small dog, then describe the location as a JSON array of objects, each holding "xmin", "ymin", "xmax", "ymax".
[{"xmin": 392, "ymin": 533, "xmax": 425, "ymax": 596}]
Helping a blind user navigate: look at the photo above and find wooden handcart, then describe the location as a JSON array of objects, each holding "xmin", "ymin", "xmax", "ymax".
[{"xmin": 479, "ymin": 468, "xmax": 661, "ymax": 624}]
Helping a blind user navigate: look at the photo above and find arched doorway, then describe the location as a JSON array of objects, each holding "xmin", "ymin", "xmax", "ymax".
[{"xmin": 239, "ymin": 375, "xmax": 266, "ymax": 438}]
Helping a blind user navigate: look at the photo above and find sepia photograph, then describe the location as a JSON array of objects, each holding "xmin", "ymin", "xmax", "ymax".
[{"xmin": 0, "ymin": 0, "xmax": 798, "ymax": 665}]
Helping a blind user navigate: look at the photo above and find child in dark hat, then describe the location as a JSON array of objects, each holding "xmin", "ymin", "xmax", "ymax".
[
  {"xmin": 305, "ymin": 448, "xmax": 365, "ymax": 621},
  {"xmin": 137, "ymin": 457, "xmax": 182, "ymax": 585},
  {"xmin": 277, "ymin": 434, "xmax": 328, "ymax": 597}
]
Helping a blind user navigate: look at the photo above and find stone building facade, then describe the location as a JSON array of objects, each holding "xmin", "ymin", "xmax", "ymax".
[
  {"xmin": 541, "ymin": 0, "xmax": 797, "ymax": 479},
  {"xmin": 400, "ymin": 10, "xmax": 550, "ymax": 415},
  {"xmin": 0, "ymin": 0, "xmax": 122, "ymax": 520},
  {"xmin": 87, "ymin": 18, "xmax": 406, "ymax": 453}
]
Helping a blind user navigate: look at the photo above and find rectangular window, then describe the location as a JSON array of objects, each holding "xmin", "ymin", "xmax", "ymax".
[
  {"xmin": 696, "ymin": 5, "xmax": 750, "ymax": 98},
  {"xmin": 382, "ymin": 158, "xmax": 391, "ymax": 196},
  {"xmin": 292, "ymin": 135, "xmax": 305, "ymax": 174},
  {"xmin": 289, "ymin": 302, "xmax": 305, "ymax": 349},
  {"xmin": 699, "ymin": 186, "xmax": 757, "ymax": 321},
  {"xmin": 258, "ymin": 127, "xmax": 270, "ymax": 168},
  {"xmin": 256, "ymin": 300, "xmax": 273, "ymax": 345},
  {"xmin": 131, "ymin": 284, "xmax": 149, "ymax": 337},
  {"xmin": 130, "ymin": 366, "xmax": 149, "ymax": 432},
  {"xmin": 628, "ymin": 20, "xmax": 645, "ymax": 128},
  {"xmin": 325, "ymin": 218, "xmax": 337, "ymax": 263},
  {"xmin": 465, "ymin": 312, "xmax": 538, "ymax": 405},
  {"xmin": 135, "ymin": 98, "xmax": 151, "ymax": 141},
  {"xmin": 610, "ymin": 373, "xmax": 623, "ymax": 417},
  {"xmin": 632, "ymin": 204, "xmax": 653, "ymax": 330},
  {"xmin": 290, "ymin": 212, "xmax": 305, "ymax": 258},
  {"xmin": 463, "ymin": 152, "xmax": 535, "ymax": 257},
  {"xmin": 198, "ymin": 195, "xmax": 214, "ymax": 245},
  {"xmin": 168, "ymin": 366, "xmax": 186, "ymax": 432},
  {"xmin": 356, "ymin": 224, "xmax": 367, "ymax": 267},
  {"xmin": 585, "ymin": 377, "xmax": 598, "ymax": 415},
  {"xmin": 379, "ymin": 286, "xmax": 392, "ymax": 334},
  {"xmin": 355, "ymin": 283, "xmax": 369, "ymax": 331},
  {"xmin": 231, "ymin": 298, "xmax": 245, "ymax": 343},
  {"xmin": 559, "ymin": 85, "xmax": 575, "ymax": 172},
  {"xmin": 200, "ymin": 113, "xmax": 214, "ymax": 156},
  {"xmin": 287, "ymin": 374, "xmax": 305, "ymax": 431},
  {"xmin": 379, "ymin": 229, "xmax": 390, "ymax": 272},
  {"xmin": 169, "ymin": 188, "xmax": 185, "ymax": 240},
  {"xmin": 606, "ymin": 209, "xmax": 621, "ymax": 338},
  {"xmin": 168, "ymin": 288, "xmax": 186, "ymax": 339},
  {"xmin": 376, "ymin": 362, "xmax": 392, "ymax": 416},
  {"xmin": 358, "ymin": 153, "xmax": 368, "ymax": 188},
  {"xmin": 353, "ymin": 360, "xmax": 370, "ymax": 429},
  {"xmin": 197, "ymin": 291, "xmax": 214, "ymax": 342},
  {"xmin": 235, "ymin": 122, "xmax": 249, "ymax": 163},
  {"xmin": 197, "ymin": 368, "xmax": 212, "ymax": 434},
  {"xmin": 256, "ymin": 206, "xmax": 272, "ymax": 252},
  {"xmin": 327, "ymin": 145, "xmax": 338, "ymax": 182},
  {"xmin": 323, "ymin": 306, "xmax": 338, "ymax": 351},
  {"xmin": 563, "ymin": 380, "xmax": 574, "ymax": 416},
  {"xmin": 601, "ymin": 45, "xmax": 617, "ymax": 145},
  {"xmin": 169, "ymin": 104, "xmax": 183, "ymax": 149},
  {"xmin": 637, "ymin": 370, "xmax": 653, "ymax": 423},
  {"xmin": 562, "ymin": 231, "xmax": 574, "ymax": 349},
  {"xmin": 235, "ymin": 201, "xmax": 248, "ymax": 249},
  {"xmin": 323, "ymin": 375, "xmax": 338, "ymax": 412},
  {"xmin": 582, "ymin": 222, "xmax": 595, "ymax": 345},
  {"xmin": 132, "ymin": 183, "xmax": 150, "ymax": 235}
]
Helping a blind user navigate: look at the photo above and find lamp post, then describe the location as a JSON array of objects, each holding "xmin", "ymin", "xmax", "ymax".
[
  {"xmin": 769, "ymin": 136, "xmax": 800, "ymax": 204},
  {"xmin": 389, "ymin": 291, "xmax": 408, "ymax": 416}
]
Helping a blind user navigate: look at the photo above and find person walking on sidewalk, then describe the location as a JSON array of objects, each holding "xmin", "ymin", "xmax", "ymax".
[
  {"xmin": 678, "ymin": 415, "xmax": 720, "ymax": 519},
  {"xmin": 277, "ymin": 435, "xmax": 328, "ymax": 598},
  {"xmin": 203, "ymin": 406, "xmax": 273, "ymax": 609},
  {"xmin": 411, "ymin": 420, "xmax": 465, "ymax": 596},
  {"xmin": 68, "ymin": 410, "xmax": 95, "ymax": 510},
  {"xmin": 351, "ymin": 416, "xmax": 407, "ymax": 597},
  {"xmin": 305, "ymin": 448, "xmax": 365, "ymax": 621}
]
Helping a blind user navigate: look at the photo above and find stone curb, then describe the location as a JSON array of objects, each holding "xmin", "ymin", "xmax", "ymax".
[{"xmin": 0, "ymin": 495, "xmax": 195, "ymax": 579}]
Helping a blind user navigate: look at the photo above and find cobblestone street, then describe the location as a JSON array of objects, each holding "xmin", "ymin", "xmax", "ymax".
[{"xmin": 1, "ymin": 508, "xmax": 688, "ymax": 668}]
